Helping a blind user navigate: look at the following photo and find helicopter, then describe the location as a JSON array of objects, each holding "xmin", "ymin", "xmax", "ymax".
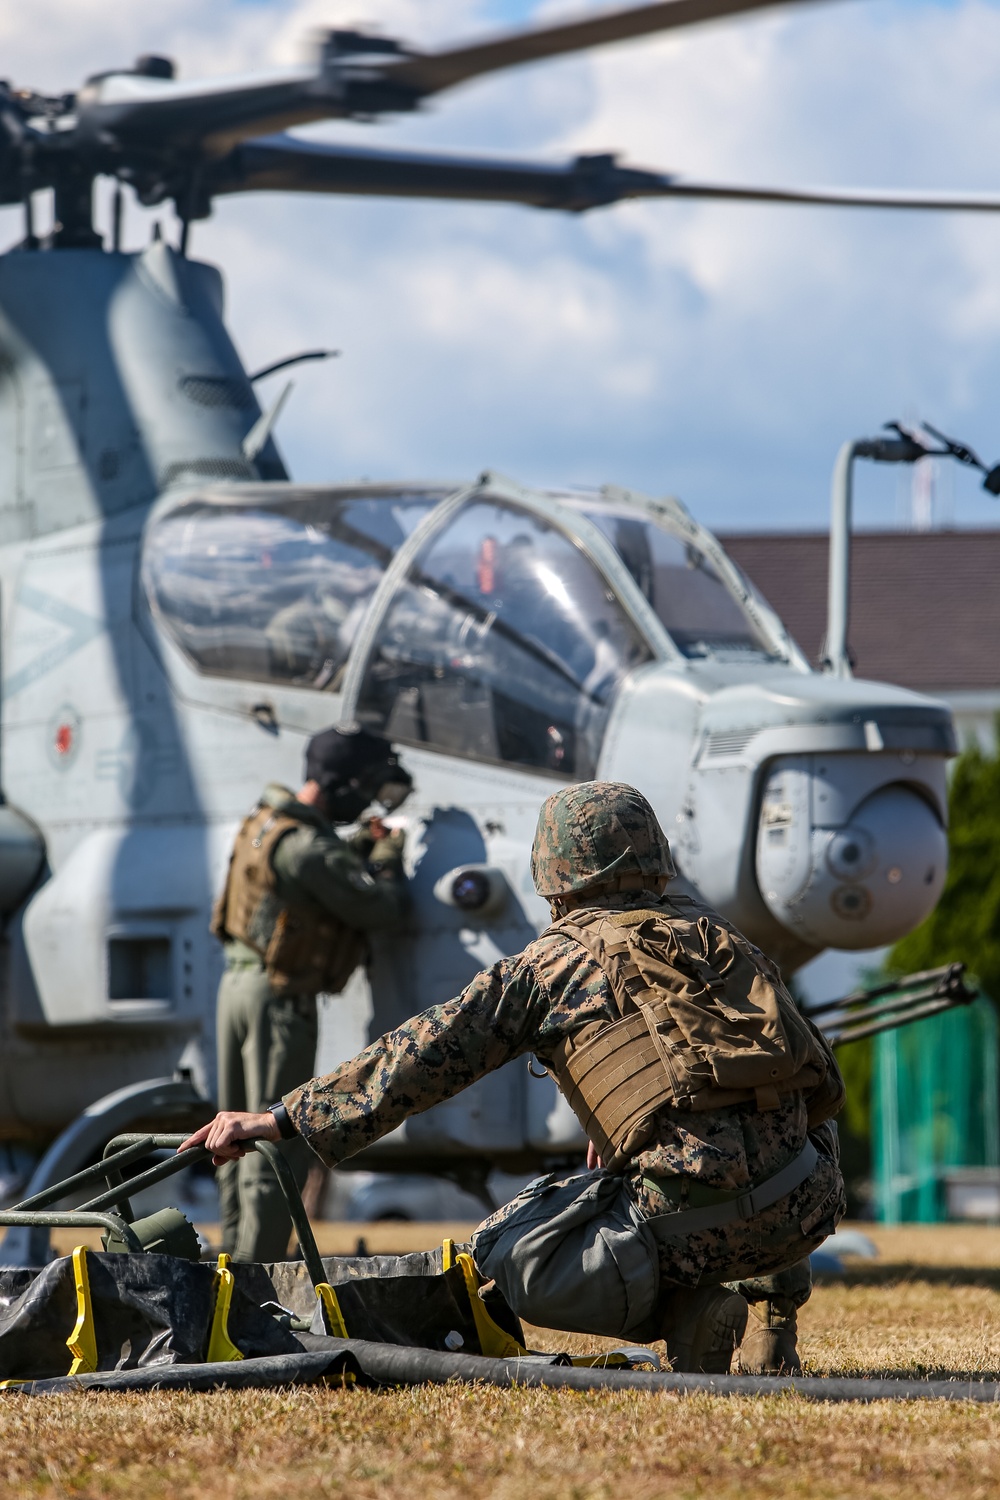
[{"xmin": 0, "ymin": 0, "xmax": 985, "ymax": 1238}]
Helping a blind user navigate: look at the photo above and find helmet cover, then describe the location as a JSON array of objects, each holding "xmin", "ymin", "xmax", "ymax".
[{"xmin": 530, "ymin": 780, "xmax": 676, "ymax": 898}]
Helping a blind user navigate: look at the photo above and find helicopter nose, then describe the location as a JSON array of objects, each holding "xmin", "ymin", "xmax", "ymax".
[{"xmin": 755, "ymin": 769, "xmax": 947, "ymax": 951}]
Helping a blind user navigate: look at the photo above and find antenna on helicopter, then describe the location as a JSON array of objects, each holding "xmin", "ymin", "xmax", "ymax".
[
  {"xmin": 248, "ymin": 350, "xmax": 339, "ymax": 383},
  {"xmin": 242, "ymin": 381, "xmax": 294, "ymax": 464}
]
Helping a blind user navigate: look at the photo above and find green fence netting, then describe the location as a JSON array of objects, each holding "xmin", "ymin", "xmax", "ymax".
[{"xmin": 874, "ymin": 994, "xmax": 1000, "ymax": 1223}]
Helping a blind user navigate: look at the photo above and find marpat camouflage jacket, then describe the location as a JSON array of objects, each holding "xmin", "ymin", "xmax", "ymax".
[{"xmin": 284, "ymin": 888, "xmax": 819, "ymax": 1211}]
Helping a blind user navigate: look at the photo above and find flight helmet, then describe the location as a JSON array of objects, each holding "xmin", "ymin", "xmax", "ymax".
[{"xmin": 305, "ymin": 725, "xmax": 412, "ymax": 824}]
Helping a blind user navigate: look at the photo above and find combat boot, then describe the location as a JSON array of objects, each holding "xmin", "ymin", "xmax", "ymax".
[
  {"xmin": 736, "ymin": 1300, "xmax": 802, "ymax": 1375},
  {"xmin": 662, "ymin": 1286, "xmax": 749, "ymax": 1374}
]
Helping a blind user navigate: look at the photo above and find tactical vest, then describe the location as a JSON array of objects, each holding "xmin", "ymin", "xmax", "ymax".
[
  {"xmin": 533, "ymin": 894, "xmax": 843, "ymax": 1170},
  {"xmin": 211, "ymin": 803, "xmax": 369, "ymax": 997}
]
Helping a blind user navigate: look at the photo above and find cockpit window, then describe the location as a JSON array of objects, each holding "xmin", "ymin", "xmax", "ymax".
[
  {"xmin": 143, "ymin": 490, "xmax": 439, "ymax": 690},
  {"xmin": 356, "ymin": 499, "xmax": 652, "ymax": 777},
  {"xmin": 579, "ymin": 504, "xmax": 782, "ymax": 662}
]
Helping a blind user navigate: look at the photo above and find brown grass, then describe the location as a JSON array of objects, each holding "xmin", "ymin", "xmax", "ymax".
[
  {"xmin": 7, "ymin": 1386, "xmax": 1000, "ymax": 1500},
  {"xmin": 12, "ymin": 1222, "xmax": 1000, "ymax": 1500}
]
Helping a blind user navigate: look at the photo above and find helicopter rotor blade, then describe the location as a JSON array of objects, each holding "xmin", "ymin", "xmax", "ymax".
[
  {"xmin": 73, "ymin": 0, "xmax": 842, "ymax": 167},
  {"xmin": 207, "ymin": 135, "xmax": 674, "ymax": 212},
  {"xmin": 650, "ymin": 180, "xmax": 1000, "ymax": 211},
  {"xmin": 389, "ymin": 0, "xmax": 844, "ymax": 98},
  {"xmin": 22, "ymin": 0, "xmax": 1000, "ymax": 224},
  {"xmin": 205, "ymin": 135, "xmax": 1000, "ymax": 219}
]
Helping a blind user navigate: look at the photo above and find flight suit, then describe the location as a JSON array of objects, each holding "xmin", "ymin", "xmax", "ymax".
[{"xmin": 214, "ymin": 781, "xmax": 408, "ymax": 1261}]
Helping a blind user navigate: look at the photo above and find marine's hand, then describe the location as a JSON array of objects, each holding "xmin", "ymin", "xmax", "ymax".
[
  {"xmin": 369, "ymin": 826, "xmax": 406, "ymax": 866},
  {"xmin": 586, "ymin": 1140, "xmax": 603, "ymax": 1171},
  {"xmin": 178, "ymin": 1111, "xmax": 281, "ymax": 1165},
  {"xmin": 346, "ymin": 826, "xmax": 375, "ymax": 858}
]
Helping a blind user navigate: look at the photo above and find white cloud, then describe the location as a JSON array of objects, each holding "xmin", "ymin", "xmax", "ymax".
[{"xmin": 4, "ymin": 0, "xmax": 1000, "ymax": 531}]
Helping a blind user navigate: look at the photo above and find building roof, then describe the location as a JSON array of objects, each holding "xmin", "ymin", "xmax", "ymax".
[{"xmin": 717, "ymin": 529, "xmax": 1000, "ymax": 695}]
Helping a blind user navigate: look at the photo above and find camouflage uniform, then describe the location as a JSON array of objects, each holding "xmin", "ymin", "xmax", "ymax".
[
  {"xmin": 284, "ymin": 782, "xmax": 844, "ymax": 1352},
  {"xmin": 217, "ymin": 781, "xmax": 408, "ymax": 1262}
]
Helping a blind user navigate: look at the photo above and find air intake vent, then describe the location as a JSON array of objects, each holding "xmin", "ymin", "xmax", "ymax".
[
  {"xmin": 159, "ymin": 457, "xmax": 254, "ymax": 488},
  {"xmin": 109, "ymin": 937, "xmax": 172, "ymax": 1003},
  {"xmin": 704, "ymin": 728, "xmax": 756, "ymax": 758},
  {"xmin": 179, "ymin": 375, "xmax": 255, "ymax": 410}
]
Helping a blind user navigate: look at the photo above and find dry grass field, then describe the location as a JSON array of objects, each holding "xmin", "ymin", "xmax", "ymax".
[{"xmin": 9, "ymin": 1222, "xmax": 1000, "ymax": 1500}]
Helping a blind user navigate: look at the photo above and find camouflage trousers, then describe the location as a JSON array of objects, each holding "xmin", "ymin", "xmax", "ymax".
[
  {"xmin": 216, "ymin": 965, "xmax": 318, "ymax": 1263},
  {"xmin": 471, "ymin": 1133, "xmax": 844, "ymax": 1341}
]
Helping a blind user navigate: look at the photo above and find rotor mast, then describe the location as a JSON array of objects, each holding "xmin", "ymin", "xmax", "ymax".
[{"xmin": 51, "ymin": 175, "xmax": 100, "ymax": 249}]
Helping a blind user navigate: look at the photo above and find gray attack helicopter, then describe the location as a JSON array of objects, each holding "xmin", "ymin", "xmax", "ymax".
[{"xmin": 0, "ymin": 0, "xmax": 989, "ymax": 1228}]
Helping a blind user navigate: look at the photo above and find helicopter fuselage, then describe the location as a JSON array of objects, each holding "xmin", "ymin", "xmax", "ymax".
[{"xmin": 0, "ymin": 242, "xmax": 954, "ymax": 1170}]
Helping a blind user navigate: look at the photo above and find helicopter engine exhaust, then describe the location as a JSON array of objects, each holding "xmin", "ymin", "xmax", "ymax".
[{"xmin": 754, "ymin": 757, "xmax": 947, "ymax": 951}]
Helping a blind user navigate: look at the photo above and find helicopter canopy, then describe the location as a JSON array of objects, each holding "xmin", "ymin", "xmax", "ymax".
[
  {"xmin": 142, "ymin": 482, "xmax": 786, "ymax": 778},
  {"xmin": 142, "ymin": 487, "xmax": 444, "ymax": 694},
  {"xmin": 564, "ymin": 496, "xmax": 779, "ymax": 663}
]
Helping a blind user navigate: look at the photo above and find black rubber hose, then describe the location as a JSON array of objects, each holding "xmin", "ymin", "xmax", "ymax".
[
  {"xmin": 335, "ymin": 1343, "xmax": 1000, "ymax": 1403},
  {"xmin": 9, "ymin": 1351, "xmax": 347, "ymax": 1395},
  {"xmin": 9, "ymin": 1341, "xmax": 1000, "ymax": 1403}
]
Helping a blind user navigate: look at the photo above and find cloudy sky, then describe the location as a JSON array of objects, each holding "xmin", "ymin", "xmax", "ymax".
[{"xmin": 3, "ymin": 0, "xmax": 1000, "ymax": 532}]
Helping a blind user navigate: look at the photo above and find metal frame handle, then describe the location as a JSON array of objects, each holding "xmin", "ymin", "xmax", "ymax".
[{"xmin": 0, "ymin": 1132, "xmax": 326, "ymax": 1283}]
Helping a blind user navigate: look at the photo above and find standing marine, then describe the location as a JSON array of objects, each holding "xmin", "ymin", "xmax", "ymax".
[
  {"xmin": 210, "ymin": 724, "xmax": 412, "ymax": 1263},
  {"xmin": 189, "ymin": 780, "xmax": 844, "ymax": 1372}
]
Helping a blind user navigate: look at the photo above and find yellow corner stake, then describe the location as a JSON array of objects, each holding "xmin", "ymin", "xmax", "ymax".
[
  {"xmin": 207, "ymin": 1253, "xmax": 244, "ymax": 1363},
  {"xmin": 455, "ymin": 1252, "xmax": 527, "ymax": 1359},
  {"xmin": 315, "ymin": 1282, "xmax": 349, "ymax": 1340},
  {"xmin": 66, "ymin": 1246, "xmax": 98, "ymax": 1376}
]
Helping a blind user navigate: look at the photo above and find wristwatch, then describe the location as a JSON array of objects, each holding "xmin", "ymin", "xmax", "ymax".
[{"xmin": 266, "ymin": 1100, "xmax": 297, "ymax": 1140}]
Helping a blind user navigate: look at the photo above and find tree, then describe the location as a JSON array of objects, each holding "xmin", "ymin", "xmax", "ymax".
[
  {"xmin": 889, "ymin": 734, "xmax": 1000, "ymax": 1001},
  {"xmin": 834, "ymin": 736, "xmax": 1000, "ymax": 1214}
]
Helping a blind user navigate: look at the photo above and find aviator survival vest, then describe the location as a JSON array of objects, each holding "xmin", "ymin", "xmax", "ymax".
[
  {"xmin": 211, "ymin": 802, "xmax": 369, "ymax": 997},
  {"xmin": 534, "ymin": 894, "xmax": 844, "ymax": 1170}
]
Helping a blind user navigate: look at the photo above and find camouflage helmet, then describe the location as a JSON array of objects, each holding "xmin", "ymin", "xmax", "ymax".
[{"xmin": 530, "ymin": 781, "xmax": 676, "ymax": 898}]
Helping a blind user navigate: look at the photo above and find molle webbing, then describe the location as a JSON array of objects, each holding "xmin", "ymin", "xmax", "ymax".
[
  {"xmin": 556, "ymin": 1012, "xmax": 670, "ymax": 1159},
  {"xmin": 555, "ymin": 1009, "xmax": 795, "ymax": 1168},
  {"xmin": 213, "ymin": 806, "xmax": 300, "ymax": 953},
  {"xmin": 211, "ymin": 803, "xmax": 367, "ymax": 997},
  {"xmin": 542, "ymin": 900, "xmax": 834, "ymax": 1169}
]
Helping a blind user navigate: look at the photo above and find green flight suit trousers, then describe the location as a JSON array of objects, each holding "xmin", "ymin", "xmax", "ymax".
[{"xmin": 216, "ymin": 965, "xmax": 319, "ymax": 1262}]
